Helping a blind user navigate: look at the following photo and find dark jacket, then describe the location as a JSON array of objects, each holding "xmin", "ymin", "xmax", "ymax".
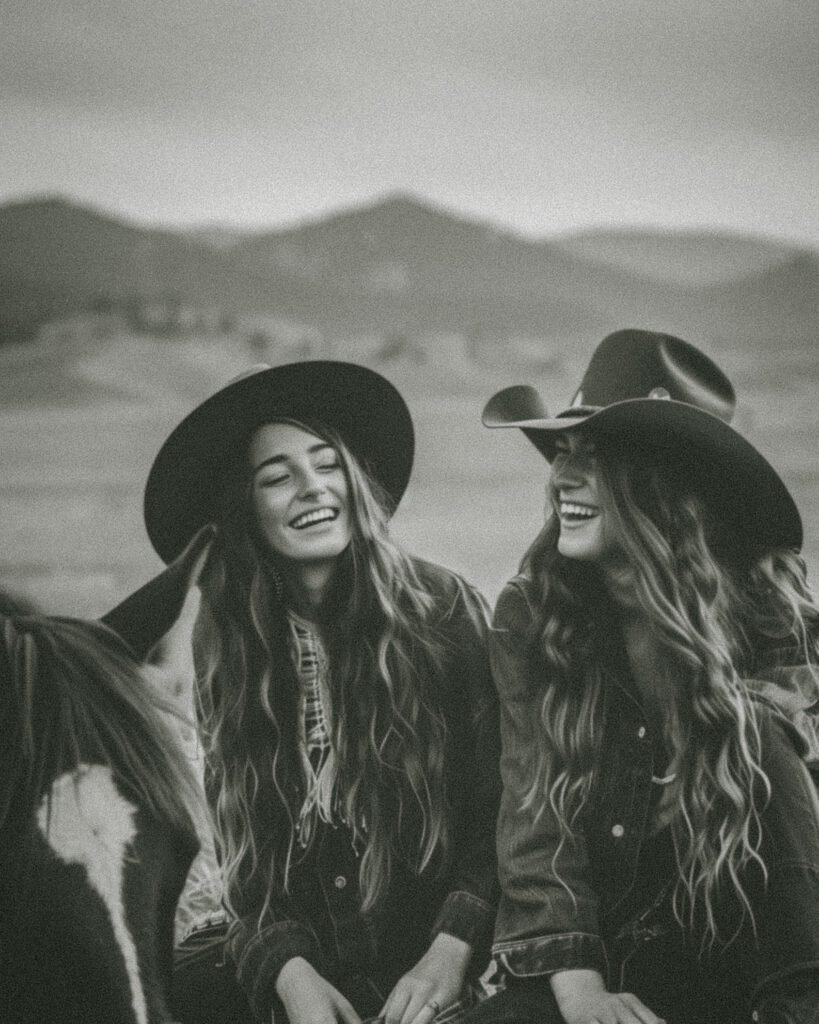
[
  {"xmin": 221, "ymin": 560, "xmax": 502, "ymax": 1021},
  {"xmin": 490, "ymin": 574, "xmax": 819, "ymax": 1024}
]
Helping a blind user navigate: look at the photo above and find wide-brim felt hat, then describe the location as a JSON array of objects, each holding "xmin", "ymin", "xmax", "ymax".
[
  {"xmin": 482, "ymin": 328, "xmax": 802, "ymax": 554},
  {"xmin": 145, "ymin": 360, "xmax": 415, "ymax": 564}
]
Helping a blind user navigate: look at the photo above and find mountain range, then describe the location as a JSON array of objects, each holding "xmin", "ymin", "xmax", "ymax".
[{"xmin": 1, "ymin": 192, "xmax": 816, "ymax": 347}]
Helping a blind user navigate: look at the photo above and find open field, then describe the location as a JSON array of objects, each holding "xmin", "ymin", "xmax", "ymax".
[{"xmin": 1, "ymin": 329, "xmax": 817, "ymax": 619}]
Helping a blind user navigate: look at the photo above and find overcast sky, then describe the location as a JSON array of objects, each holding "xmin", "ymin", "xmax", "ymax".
[{"xmin": 2, "ymin": 0, "xmax": 817, "ymax": 243}]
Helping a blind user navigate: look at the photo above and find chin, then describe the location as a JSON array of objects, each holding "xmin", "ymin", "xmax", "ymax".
[
  {"xmin": 557, "ymin": 539, "xmax": 604, "ymax": 563},
  {"xmin": 297, "ymin": 536, "xmax": 351, "ymax": 562}
]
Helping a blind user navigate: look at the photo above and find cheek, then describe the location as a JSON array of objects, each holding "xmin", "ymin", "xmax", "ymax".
[
  {"xmin": 597, "ymin": 509, "xmax": 621, "ymax": 556},
  {"xmin": 252, "ymin": 491, "xmax": 288, "ymax": 537}
]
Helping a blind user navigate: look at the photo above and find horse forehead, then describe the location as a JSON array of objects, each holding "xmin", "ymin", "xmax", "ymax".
[
  {"xmin": 38, "ymin": 764, "xmax": 139, "ymax": 856},
  {"xmin": 38, "ymin": 764, "xmax": 150, "ymax": 1024}
]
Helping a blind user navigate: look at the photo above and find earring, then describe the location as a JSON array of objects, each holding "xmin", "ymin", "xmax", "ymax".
[{"xmin": 266, "ymin": 563, "xmax": 285, "ymax": 602}]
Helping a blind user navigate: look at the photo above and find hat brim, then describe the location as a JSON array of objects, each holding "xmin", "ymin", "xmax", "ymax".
[
  {"xmin": 145, "ymin": 361, "xmax": 414, "ymax": 564},
  {"xmin": 483, "ymin": 389, "xmax": 802, "ymax": 554}
]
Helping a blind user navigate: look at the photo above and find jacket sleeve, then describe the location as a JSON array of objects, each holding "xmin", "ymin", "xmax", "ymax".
[
  {"xmin": 490, "ymin": 579, "xmax": 607, "ymax": 979},
  {"xmin": 202, "ymin": 765, "xmax": 326, "ymax": 1021},
  {"xmin": 226, "ymin": 898, "xmax": 324, "ymax": 1021},
  {"xmin": 750, "ymin": 710, "xmax": 819, "ymax": 1023},
  {"xmin": 431, "ymin": 578, "xmax": 502, "ymax": 958}
]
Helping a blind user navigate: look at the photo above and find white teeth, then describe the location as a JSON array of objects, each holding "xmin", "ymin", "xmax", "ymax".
[
  {"xmin": 291, "ymin": 508, "xmax": 339, "ymax": 529},
  {"xmin": 560, "ymin": 502, "xmax": 598, "ymax": 519}
]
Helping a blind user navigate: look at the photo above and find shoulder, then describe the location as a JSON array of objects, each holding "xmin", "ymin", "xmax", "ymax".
[
  {"xmin": 747, "ymin": 663, "xmax": 819, "ymax": 767},
  {"xmin": 409, "ymin": 555, "xmax": 463, "ymax": 592},
  {"xmin": 752, "ymin": 704, "xmax": 819, "ymax": 839},
  {"xmin": 492, "ymin": 574, "xmax": 538, "ymax": 637},
  {"xmin": 753, "ymin": 699, "xmax": 818, "ymax": 783},
  {"xmin": 409, "ymin": 557, "xmax": 488, "ymax": 621}
]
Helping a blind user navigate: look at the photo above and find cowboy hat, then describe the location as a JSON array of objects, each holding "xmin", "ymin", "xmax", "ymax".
[
  {"xmin": 145, "ymin": 360, "xmax": 415, "ymax": 565},
  {"xmin": 482, "ymin": 328, "xmax": 802, "ymax": 553}
]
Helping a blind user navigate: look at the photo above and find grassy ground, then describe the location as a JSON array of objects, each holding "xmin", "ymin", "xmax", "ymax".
[{"xmin": 1, "ymin": 329, "xmax": 816, "ymax": 619}]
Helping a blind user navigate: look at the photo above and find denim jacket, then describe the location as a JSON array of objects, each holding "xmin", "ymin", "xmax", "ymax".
[
  {"xmin": 490, "ymin": 574, "xmax": 819, "ymax": 1024},
  {"xmin": 222, "ymin": 561, "xmax": 502, "ymax": 1021}
]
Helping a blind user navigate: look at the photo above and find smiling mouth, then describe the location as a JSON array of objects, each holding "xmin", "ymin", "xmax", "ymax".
[
  {"xmin": 559, "ymin": 501, "xmax": 599, "ymax": 523},
  {"xmin": 289, "ymin": 507, "xmax": 340, "ymax": 530}
]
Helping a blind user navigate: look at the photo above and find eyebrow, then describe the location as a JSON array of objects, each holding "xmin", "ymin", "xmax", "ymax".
[{"xmin": 252, "ymin": 442, "xmax": 335, "ymax": 475}]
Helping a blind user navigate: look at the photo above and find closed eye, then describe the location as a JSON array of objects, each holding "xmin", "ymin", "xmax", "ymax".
[{"xmin": 554, "ymin": 438, "xmax": 596, "ymax": 458}]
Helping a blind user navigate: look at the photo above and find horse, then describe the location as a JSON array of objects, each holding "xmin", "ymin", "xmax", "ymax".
[{"xmin": 0, "ymin": 584, "xmax": 206, "ymax": 1024}]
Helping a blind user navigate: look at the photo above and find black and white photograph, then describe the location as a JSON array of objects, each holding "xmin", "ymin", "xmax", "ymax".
[{"xmin": 1, "ymin": 2, "xmax": 817, "ymax": 1022}]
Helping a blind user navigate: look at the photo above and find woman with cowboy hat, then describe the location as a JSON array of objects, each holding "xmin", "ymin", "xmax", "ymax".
[
  {"xmin": 465, "ymin": 330, "xmax": 819, "ymax": 1024},
  {"xmin": 104, "ymin": 361, "xmax": 501, "ymax": 1024}
]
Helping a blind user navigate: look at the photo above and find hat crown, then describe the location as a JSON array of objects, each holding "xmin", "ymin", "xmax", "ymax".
[{"xmin": 571, "ymin": 329, "xmax": 736, "ymax": 421}]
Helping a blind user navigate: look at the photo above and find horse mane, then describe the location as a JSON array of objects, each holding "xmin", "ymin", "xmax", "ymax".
[{"xmin": 0, "ymin": 589, "xmax": 203, "ymax": 848}]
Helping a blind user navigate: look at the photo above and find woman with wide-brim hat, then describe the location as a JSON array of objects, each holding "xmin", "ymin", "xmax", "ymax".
[
  {"xmin": 465, "ymin": 330, "xmax": 819, "ymax": 1024},
  {"xmin": 104, "ymin": 361, "xmax": 501, "ymax": 1024}
]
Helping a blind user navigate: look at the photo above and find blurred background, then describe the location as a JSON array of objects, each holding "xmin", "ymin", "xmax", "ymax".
[{"xmin": 1, "ymin": 0, "xmax": 817, "ymax": 617}]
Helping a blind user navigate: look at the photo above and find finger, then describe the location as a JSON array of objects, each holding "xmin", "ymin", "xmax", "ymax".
[
  {"xmin": 399, "ymin": 994, "xmax": 428, "ymax": 1024},
  {"xmin": 613, "ymin": 1007, "xmax": 646, "ymax": 1024},
  {"xmin": 620, "ymin": 992, "xmax": 664, "ymax": 1024},
  {"xmin": 615, "ymin": 1007, "xmax": 655, "ymax": 1024},
  {"xmin": 403, "ymin": 997, "xmax": 438, "ymax": 1024},
  {"xmin": 382, "ymin": 986, "xmax": 412, "ymax": 1024},
  {"xmin": 335, "ymin": 993, "xmax": 362, "ymax": 1024}
]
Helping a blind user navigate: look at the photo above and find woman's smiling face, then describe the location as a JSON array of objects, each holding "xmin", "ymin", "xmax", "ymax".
[
  {"xmin": 249, "ymin": 421, "xmax": 352, "ymax": 566},
  {"xmin": 550, "ymin": 432, "xmax": 617, "ymax": 567}
]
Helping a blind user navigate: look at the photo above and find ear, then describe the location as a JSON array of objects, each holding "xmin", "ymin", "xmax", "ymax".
[
  {"xmin": 139, "ymin": 528, "xmax": 215, "ymax": 720},
  {"xmin": 144, "ymin": 581, "xmax": 201, "ymax": 690},
  {"xmin": 101, "ymin": 524, "xmax": 216, "ymax": 663}
]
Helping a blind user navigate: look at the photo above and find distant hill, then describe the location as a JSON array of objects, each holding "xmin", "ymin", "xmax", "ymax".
[
  {"xmin": 554, "ymin": 227, "xmax": 798, "ymax": 285},
  {"xmin": 1, "ymin": 193, "xmax": 816, "ymax": 346}
]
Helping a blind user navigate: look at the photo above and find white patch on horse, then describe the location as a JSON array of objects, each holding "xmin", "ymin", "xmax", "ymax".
[{"xmin": 37, "ymin": 764, "xmax": 148, "ymax": 1024}]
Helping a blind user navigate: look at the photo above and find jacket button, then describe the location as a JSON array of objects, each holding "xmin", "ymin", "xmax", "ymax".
[
  {"xmin": 334, "ymin": 875, "xmax": 347, "ymax": 890},
  {"xmin": 611, "ymin": 824, "xmax": 625, "ymax": 839},
  {"xmin": 637, "ymin": 726, "xmax": 646, "ymax": 739}
]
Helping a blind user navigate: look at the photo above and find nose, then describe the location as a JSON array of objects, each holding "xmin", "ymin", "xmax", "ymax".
[
  {"xmin": 297, "ymin": 463, "xmax": 327, "ymax": 498},
  {"xmin": 551, "ymin": 451, "xmax": 588, "ymax": 490}
]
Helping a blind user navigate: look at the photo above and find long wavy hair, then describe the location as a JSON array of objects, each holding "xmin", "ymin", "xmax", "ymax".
[
  {"xmin": 0, "ymin": 591, "xmax": 203, "ymax": 862},
  {"xmin": 195, "ymin": 419, "xmax": 460, "ymax": 924},
  {"xmin": 521, "ymin": 435, "xmax": 819, "ymax": 946}
]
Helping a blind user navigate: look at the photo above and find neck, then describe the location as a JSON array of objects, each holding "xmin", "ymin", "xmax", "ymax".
[
  {"xmin": 619, "ymin": 611, "xmax": 678, "ymax": 737},
  {"xmin": 602, "ymin": 569, "xmax": 681, "ymax": 749},
  {"xmin": 286, "ymin": 560, "xmax": 336, "ymax": 618},
  {"xmin": 601, "ymin": 556, "xmax": 641, "ymax": 612}
]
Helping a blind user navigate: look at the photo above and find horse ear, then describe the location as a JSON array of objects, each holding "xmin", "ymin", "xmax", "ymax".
[
  {"xmin": 141, "ymin": 583, "xmax": 201, "ymax": 718},
  {"xmin": 101, "ymin": 525, "xmax": 216, "ymax": 663},
  {"xmin": 1, "ymin": 619, "xmax": 39, "ymax": 758}
]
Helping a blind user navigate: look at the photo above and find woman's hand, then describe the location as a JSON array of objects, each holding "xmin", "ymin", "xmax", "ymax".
[
  {"xmin": 550, "ymin": 969, "xmax": 665, "ymax": 1024},
  {"xmin": 275, "ymin": 956, "xmax": 361, "ymax": 1024},
  {"xmin": 381, "ymin": 932, "xmax": 472, "ymax": 1024}
]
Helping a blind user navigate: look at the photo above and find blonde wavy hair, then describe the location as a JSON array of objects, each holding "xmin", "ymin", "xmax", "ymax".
[
  {"xmin": 521, "ymin": 436, "xmax": 818, "ymax": 946},
  {"xmin": 194, "ymin": 420, "xmax": 457, "ymax": 926}
]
